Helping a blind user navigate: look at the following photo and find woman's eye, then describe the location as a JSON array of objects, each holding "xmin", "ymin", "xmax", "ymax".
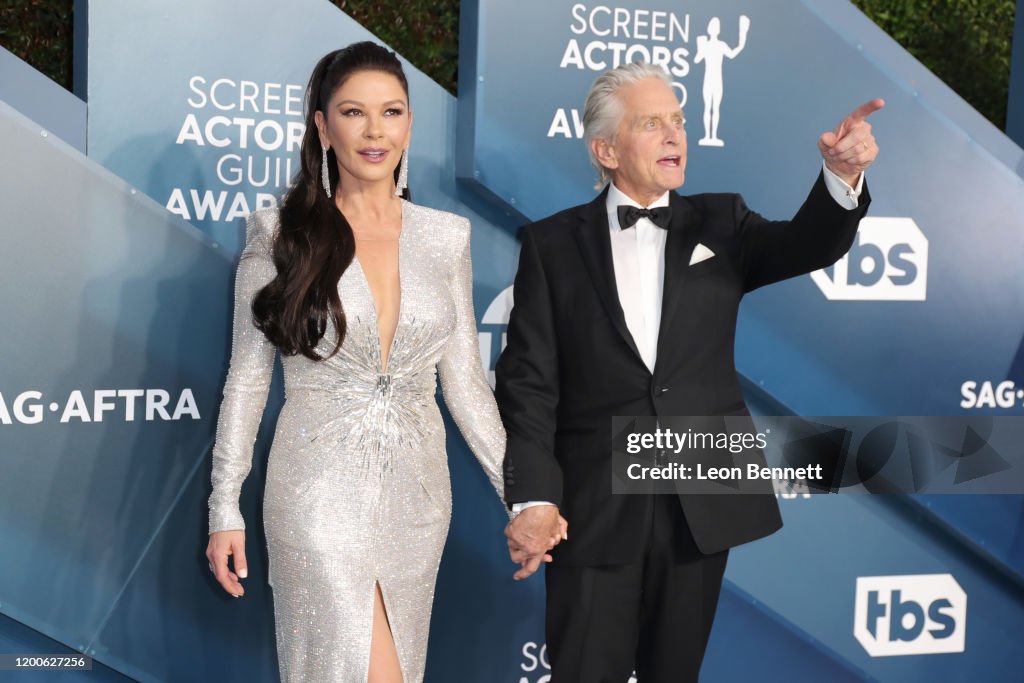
[
  {"xmin": 385, "ymin": 108, "xmax": 404, "ymax": 116},
  {"xmin": 342, "ymin": 109, "xmax": 362, "ymax": 117}
]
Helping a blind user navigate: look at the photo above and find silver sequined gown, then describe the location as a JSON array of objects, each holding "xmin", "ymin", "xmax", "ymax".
[{"xmin": 207, "ymin": 200, "xmax": 506, "ymax": 682}]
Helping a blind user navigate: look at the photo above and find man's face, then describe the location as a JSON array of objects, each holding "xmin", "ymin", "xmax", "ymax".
[{"xmin": 603, "ymin": 78, "xmax": 686, "ymax": 204}]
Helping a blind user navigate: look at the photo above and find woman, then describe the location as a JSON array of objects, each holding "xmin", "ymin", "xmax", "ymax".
[{"xmin": 204, "ymin": 42, "xmax": 516, "ymax": 682}]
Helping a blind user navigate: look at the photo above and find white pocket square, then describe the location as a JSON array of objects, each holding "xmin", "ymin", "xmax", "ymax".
[{"xmin": 689, "ymin": 243, "xmax": 715, "ymax": 266}]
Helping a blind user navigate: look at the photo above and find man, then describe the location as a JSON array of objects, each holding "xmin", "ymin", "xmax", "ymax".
[{"xmin": 496, "ymin": 61, "xmax": 881, "ymax": 682}]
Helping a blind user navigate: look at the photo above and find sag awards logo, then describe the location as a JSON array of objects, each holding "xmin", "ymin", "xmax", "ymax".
[
  {"xmin": 517, "ymin": 641, "xmax": 550, "ymax": 683},
  {"xmin": 167, "ymin": 76, "xmax": 307, "ymax": 222},
  {"xmin": 0, "ymin": 389, "xmax": 200, "ymax": 425},
  {"xmin": 810, "ymin": 217, "xmax": 929, "ymax": 301},
  {"xmin": 550, "ymin": 4, "xmax": 751, "ymax": 148},
  {"xmin": 854, "ymin": 574, "xmax": 967, "ymax": 657},
  {"xmin": 516, "ymin": 641, "xmax": 638, "ymax": 683},
  {"xmin": 478, "ymin": 286, "xmax": 515, "ymax": 388}
]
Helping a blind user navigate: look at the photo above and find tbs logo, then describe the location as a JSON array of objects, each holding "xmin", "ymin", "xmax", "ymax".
[
  {"xmin": 854, "ymin": 574, "xmax": 966, "ymax": 656},
  {"xmin": 811, "ymin": 218, "xmax": 928, "ymax": 301}
]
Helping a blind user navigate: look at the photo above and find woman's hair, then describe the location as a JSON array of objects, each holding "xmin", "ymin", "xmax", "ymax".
[
  {"xmin": 252, "ymin": 42, "xmax": 410, "ymax": 360},
  {"xmin": 582, "ymin": 61, "xmax": 670, "ymax": 190}
]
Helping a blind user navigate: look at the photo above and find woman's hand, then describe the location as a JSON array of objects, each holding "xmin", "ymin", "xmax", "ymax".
[{"xmin": 206, "ymin": 530, "xmax": 247, "ymax": 597}]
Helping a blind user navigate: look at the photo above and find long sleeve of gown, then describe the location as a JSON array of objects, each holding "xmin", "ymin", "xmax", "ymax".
[
  {"xmin": 437, "ymin": 219, "xmax": 508, "ymax": 513},
  {"xmin": 207, "ymin": 211, "xmax": 278, "ymax": 534}
]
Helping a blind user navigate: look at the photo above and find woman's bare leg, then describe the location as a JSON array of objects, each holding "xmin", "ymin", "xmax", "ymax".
[{"xmin": 368, "ymin": 582, "xmax": 403, "ymax": 683}]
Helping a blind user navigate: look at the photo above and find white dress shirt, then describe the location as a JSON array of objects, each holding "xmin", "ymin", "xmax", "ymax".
[
  {"xmin": 512, "ymin": 163, "xmax": 863, "ymax": 514},
  {"xmin": 606, "ymin": 183, "xmax": 669, "ymax": 372}
]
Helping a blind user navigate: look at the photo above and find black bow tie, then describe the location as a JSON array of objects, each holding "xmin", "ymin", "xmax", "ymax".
[{"xmin": 617, "ymin": 205, "xmax": 673, "ymax": 230}]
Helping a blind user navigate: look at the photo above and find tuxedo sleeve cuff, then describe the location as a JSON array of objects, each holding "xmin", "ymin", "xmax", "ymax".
[
  {"xmin": 822, "ymin": 161, "xmax": 863, "ymax": 210},
  {"xmin": 511, "ymin": 501, "xmax": 557, "ymax": 514}
]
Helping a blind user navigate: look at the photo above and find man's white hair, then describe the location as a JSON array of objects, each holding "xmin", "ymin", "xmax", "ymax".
[{"xmin": 582, "ymin": 62, "xmax": 672, "ymax": 190}]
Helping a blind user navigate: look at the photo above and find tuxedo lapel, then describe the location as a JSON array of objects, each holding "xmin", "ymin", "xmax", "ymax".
[
  {"xmin": 572, "ymin": 191, "xmax": 645, "ymax": 365},
  {"xmin": 654, "ymin": 192, "xmax": 702, "ymax": 368}
]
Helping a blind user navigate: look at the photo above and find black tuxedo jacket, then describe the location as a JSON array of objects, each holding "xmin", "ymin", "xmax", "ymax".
[{"xmin": 495, "ymin": 171, "xmax": 870, "ymax": 566}]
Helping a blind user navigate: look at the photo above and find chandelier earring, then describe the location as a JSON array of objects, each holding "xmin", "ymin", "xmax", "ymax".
[
  {"xmin": 321, "ymin": 143, "xmax": 332, "ymax": 198},
  {"xmin": 394, "ymin": 148, "xmax": 408, "ymax": 196}
]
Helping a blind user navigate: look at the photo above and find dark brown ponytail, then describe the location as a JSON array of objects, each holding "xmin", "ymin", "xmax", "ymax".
[{"xmin": 251, "ymin": 42, "xmax": 410, "ymax": 360}]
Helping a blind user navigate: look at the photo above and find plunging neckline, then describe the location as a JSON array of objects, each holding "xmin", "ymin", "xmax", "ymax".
[{"xmin": 351, "ymin": 199, "xmax": 406, "ymax": 374}]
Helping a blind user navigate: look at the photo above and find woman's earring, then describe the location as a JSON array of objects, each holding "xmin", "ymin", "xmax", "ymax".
[
  {"xmin": 321, "ymin": 143, "xmax": 332, "ymax": 198},
  {"xmin": 394, "ymin": 148, "xmax": 408, "ymax": 196}
]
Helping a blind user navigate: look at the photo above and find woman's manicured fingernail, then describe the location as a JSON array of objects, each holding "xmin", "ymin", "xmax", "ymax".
[{"xmin": 239, "ymin": 568, "xmax": 247, "ymax": 579}]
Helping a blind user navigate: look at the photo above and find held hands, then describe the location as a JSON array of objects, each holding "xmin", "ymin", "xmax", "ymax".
[
  {"xmin": 819, "ymin": 98, "xmax": 885, "ymax": 187},
  {"xmin": 206, "ymin": 530, "xmax": 248, "ymax": 598},
  {"xmin": 505, "ymin": 505, "xmax": 569, "ymax": 581}
]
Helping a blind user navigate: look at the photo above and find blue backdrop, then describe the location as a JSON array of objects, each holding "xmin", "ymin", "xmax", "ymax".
[{"xmin": 1, "ymin": 0, "xmax": 1023, "ymax": 681}]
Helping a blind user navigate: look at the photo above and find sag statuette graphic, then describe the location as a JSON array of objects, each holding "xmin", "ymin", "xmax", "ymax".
[{"xmin": 695, "ymin": 15, "xmax": 750, "ymax": 147}]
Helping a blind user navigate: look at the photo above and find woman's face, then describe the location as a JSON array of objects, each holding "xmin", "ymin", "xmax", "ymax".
[{"xmin": 314, "ymin": 69, "xmax": 411, "ymax": 192}]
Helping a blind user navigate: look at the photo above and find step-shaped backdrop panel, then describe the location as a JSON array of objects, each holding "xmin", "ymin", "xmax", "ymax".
[
  {"xmin": 0, "ymin": 45, "xmax": 86, "ymax": 153},
  {"xmin": 0, "ymin": 98, "xmax": 232, "ymax": 656}
]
